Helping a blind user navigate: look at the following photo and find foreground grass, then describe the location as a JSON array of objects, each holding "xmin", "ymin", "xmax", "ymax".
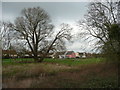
[{"xmin": 2, "ymin": 58, "xmax": 118, "ymax": 88}]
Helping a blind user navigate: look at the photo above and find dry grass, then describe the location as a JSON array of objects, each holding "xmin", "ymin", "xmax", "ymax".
[{"xmin": 2, "ymin": 61, "xmax": 118, "ymax": 88}]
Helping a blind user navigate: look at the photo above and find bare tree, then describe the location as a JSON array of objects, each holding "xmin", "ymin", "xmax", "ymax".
[
  {"xmin": 10, "ymin": 7, "xmax": 72, "ymax": 62},
  {"xmin": 78, "ymin": 1, "xmax": 120, "ymax": 60},
  {"xmin": 0, "ymin": 21, "xmax": 12, "ymax": 50},
  {"xmin": 43, "ymin": 23, "xmax": 73, "ymax": 58}
]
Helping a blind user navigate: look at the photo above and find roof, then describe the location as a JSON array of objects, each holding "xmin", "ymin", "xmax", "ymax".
[
  {"xmin": 65, "ymin": 51, "xmax": 74, "ymax": 55},
  {"xmin": 2, "ymin": 50, "xmax": 17, "ymax": 54},
  {"xmin": 55, "ymin": 51, "xmax": 66, "ymax": 55}
]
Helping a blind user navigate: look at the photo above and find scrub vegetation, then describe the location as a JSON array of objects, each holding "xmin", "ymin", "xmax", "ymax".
[{"xmin": 2, "ymin": 58, "xmax": 118, "ymax": 88}]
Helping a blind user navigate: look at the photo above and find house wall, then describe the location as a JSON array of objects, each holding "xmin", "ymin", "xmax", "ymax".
[{"xmin": 66, "ymin": 53, "xmax": 76, "ymax": 58}]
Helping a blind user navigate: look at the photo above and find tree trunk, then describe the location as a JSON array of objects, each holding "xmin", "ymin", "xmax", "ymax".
[
  {"xmin": 38, "ymin": 57, "xmax": 44, "ymax": 62},
  {"xmin": 33, "ymin": 55, "xmax": 44, "ymax": 63}
]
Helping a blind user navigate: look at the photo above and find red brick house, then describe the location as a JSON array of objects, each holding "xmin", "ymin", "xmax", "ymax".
[{"xmin": 64, "ymin": 51, "xmax": 76, "ymax": 58}]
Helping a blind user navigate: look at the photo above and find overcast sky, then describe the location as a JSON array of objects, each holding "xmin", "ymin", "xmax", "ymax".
[
  {"xmin": 2, "ymin": 2, "xmax": 97, "ymax": 53},
  {"xmin": 2, "ymin": 2, "xmax": 89, "ymax": 23}
]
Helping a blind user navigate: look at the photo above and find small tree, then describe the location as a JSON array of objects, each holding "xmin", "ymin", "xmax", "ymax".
[
  {"xmin": 0, "ymin": 21, "xmax": 16, "ymax": 58},
  {"xmin": 0, "ymin": 21, "xmax": 12, "ymax": 50}
]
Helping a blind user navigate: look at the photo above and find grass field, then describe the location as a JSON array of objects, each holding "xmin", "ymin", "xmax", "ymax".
[
  {"xmin": 3, "ymin": 58, "xmax": 104, "ymax": 65},
  {"xmin": 2, "ymin": 58, "xmax": 118, "ymax": 88}
]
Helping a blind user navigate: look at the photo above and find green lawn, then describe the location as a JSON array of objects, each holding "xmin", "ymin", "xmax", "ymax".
[
  {"xmin": 2, "ymin": 57, "xmax": 104, "ymax": 66},
  {"xmin": 3, "ymin": 58, "xmax": 34, "ymax": 62},
  {"xmin": 2, "ymin": 58, "xmax": 34, "ymax": 65}
]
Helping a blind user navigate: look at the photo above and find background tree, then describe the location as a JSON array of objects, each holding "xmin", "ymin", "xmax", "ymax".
[
  {"xmin": 0, "ymin": 21, "xmax": 12, "ymax": 50},
  {"xmin": 11, "ymin": 7, "xmax": 72, "ymax": 62},
  {"xmin": 78, "ymin": 1, "xmax": 120, "ymax": 62},
  {"xmin": 0, "ymin": 21, "xmax": 18, "ymax": 59},
  {"xmin": 102, "ymin": 24, "xmax": 120, "ymax": 62}
]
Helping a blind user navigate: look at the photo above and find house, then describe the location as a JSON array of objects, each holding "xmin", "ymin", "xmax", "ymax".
[
  {"xmin": 78, "ymin": 52, "xmax": 86, "ymax": 58},
  {"xmin": 74, "ymin": 52, "xmax": 87, "ymax": 58},
  {"xmin": 46, "ymin": 53, "xmax": 54, "ymax": 58},
  {"xmin": 64, "ymin": 51, "xmax": 76, "ymax": 58},
  {"xmin": 75, "ymin": 52, "xmax": 81, "ymax": 58},
  {"xmin": 48, "ymin": 51, "xmax": 76, "ymax": 59},
  {"xmin": 51, "ymin": 51, "xmax": 86, "ymax": 59},
  {"xmin": 85, "ymin": 53, "xmax": 93, "ymax": 58},
  {"xmin": 51, "ymin": 51, "xmax": 66, "ymax": 58},
  {"xmin": 2, "ymin": 50, "xmax": 18, "ymax": 58}
]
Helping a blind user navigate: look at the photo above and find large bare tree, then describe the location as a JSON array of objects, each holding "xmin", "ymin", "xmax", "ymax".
[
  {"xmin": 10, "ymin": 7, "xmax": 72, "ymax": 62},
  {"xmin": 78, "ymin": 1, "xmax": 120, "ymax": 61}
]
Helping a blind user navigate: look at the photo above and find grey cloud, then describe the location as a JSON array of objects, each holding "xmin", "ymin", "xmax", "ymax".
[{"xmin": 2, "ymin": 2, "xmax": 89, "ymax": 22}]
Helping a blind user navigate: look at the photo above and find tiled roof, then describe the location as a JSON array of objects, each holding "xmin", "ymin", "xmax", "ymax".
[{"xmin": 65, "ymin": 51, "xmax": 74, "ymax": 55}]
